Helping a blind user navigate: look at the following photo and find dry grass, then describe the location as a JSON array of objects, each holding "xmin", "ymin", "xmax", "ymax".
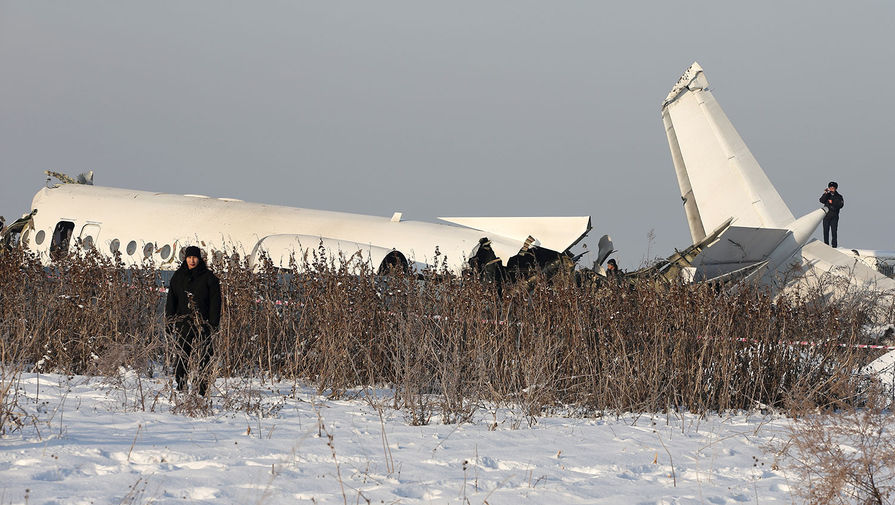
[
  {"xmin": 1, "ymin": 245, "xmax": 890, "ymax": 429},
  {"xmin": 778, "ymin": 391, "xmax": 895, "ymax": 505}
]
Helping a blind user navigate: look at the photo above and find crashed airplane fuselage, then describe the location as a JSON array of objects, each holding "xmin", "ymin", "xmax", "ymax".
[{"xmin": 13, "ymin": 181, "xmax": 592, "ymax": 276}]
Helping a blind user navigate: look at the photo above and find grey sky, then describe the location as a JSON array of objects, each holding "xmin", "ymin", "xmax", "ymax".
[{"xmin": 1, "ymin": 1, "xmax": 893, "ymax": 267}]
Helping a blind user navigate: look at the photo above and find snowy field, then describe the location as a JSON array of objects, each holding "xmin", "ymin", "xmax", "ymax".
[{"xmin": 1, "ymin": 372, "xmax": 802, "ymax": 505}]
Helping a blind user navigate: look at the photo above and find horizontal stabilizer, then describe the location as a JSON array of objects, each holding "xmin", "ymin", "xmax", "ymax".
[
  {"xmin": 437, "ymin": 216, "xmax": 592, "ymax": 253},
  {"xmin": 695, "ymin": 226, "xmax": 790, "ymax": 265},
  {"xmin": 692, "ymin": 226, "xmax": 790, "ymax": 280},
  {"xmin": 709, "ymin": 260, "xmax": 769, "ymax": 285}
]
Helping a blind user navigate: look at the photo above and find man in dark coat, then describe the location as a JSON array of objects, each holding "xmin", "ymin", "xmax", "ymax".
[
  {"xmin": 819, "ymin": 181, "xmax": 844, "ymax": 248},
  {"xmin": 601, "ymin": 258, "xmax": 624, "ymax": 288},
  {"xmin": 605, "ymin": 258, "xmax": 620, "ymax": 277},
  {"xmin": 165, "ymin": 245, "xmax": 221, "ymax": 396}
]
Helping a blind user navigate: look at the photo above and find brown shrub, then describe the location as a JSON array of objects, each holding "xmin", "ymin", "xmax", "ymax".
[
  {"xmin": 780, "ymin": 392, "xmax": 895, "ymax": 505},
  {"xmin": 0, "ymin": 246, "xmax": 884, "ymax": 423}
]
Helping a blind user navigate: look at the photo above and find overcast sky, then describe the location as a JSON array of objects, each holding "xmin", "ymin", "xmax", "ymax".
[{"xmin": 1, "ymin": 1, "xmax": 892, "ymax": 267}]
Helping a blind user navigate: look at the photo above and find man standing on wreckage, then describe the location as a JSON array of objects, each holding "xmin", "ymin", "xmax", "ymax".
[
  {"xmin": 165, "ymin": 245, "xmax": 222, "ymax": 397},
  {"xmin": 820, "ymin": 181, "xmax": 844, "ymax": 248}
]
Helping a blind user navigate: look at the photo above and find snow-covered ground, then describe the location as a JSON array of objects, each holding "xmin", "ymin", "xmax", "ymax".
[{"xmin": 1, "ymin": 372, "xmax": 800, "ymax": 504}]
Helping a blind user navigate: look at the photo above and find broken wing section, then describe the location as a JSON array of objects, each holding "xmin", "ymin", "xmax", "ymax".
[
  {"xmin": 0, "ymin": 210, "xmax": 36, "ymax": 249},
  {"xmin": 788, "ymin": 241, "xmax": 895, "ymax": 322},
  {"xmin": 798, "ymin": 241, "xmax": 895, "ymax": 292},
  {"xmin": 437, "ymin": 216, "xmax": 592, "ymax": 264},
  {"xmin": 662, "ymin": 62, "xmax": 794, "ymax": 244}
]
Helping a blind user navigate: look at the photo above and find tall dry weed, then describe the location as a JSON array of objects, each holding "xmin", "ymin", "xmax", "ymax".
[{"xmin": 0, "ymin": 246, "xmax": 886, "ymax": 422}]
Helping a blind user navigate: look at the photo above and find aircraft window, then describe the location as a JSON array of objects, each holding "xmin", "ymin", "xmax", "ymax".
[
  {"xmin": 50, "ymin": 221, "xmax": 75, "ymax": 256},
  {"xmin": 160, "ymin": 244, "xmax": 171, "ymax": 260},
  {"xmin": 110, "ymin": 239, "xmax": 120, "ymax": 254},
  {"xmin": 126, "ymin": 240, "xmax": 137, "ymax": 256},
  {"xmin": 35, "ymin": 230, "xmax": 46, "ymax": 245},
  {"xmin": 82, "ymin": 236, "xmax": 94, "ymax": 250},
  {"xmin": 143, "ymin": 243, "xmax": 154, "ymax": 259}
]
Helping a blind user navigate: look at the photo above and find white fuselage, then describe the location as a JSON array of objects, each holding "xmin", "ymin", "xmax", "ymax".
[{"xmin": 24, "ymin": 184, "xmax": 591, "ymax": 273}]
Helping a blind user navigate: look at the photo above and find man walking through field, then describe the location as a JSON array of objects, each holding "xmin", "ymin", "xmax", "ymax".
[{"xmin": 165, "ymin": 245, "xmax": 221, "ymax": 397}]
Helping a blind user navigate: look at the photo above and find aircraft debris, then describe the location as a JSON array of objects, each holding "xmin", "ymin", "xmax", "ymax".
[{"xmin": 45, "ymin": 170, "xmax": 94, "ymax": 187}]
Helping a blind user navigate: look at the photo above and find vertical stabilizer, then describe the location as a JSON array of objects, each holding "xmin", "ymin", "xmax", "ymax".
[{"xmin": 662, "ymin": 62, "xmax": 795, "ymax": 244}]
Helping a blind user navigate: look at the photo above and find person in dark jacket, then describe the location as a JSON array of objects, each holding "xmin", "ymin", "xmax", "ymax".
[
  {"xmin": 819, "ymin": 181, "xmax": 844, "ymax": 248},
  {"xmin": 602, "ymin": 258, "xmax": 625, "ymax": 288},
  {"xmin": 165, "ymin": 245, "xmax": 221, "ymax": 396},
  {"xmin": 605, "ymin": 258, "xmax": 619, "ymax": 275}
]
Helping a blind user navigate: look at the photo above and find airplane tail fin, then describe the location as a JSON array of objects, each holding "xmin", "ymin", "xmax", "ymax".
[
  {"xmin": 662, "ymin": 63, "xmax": 895, "ymax": 300},
  {"xmin": 662, "ymin": 62, "xmax": 795, "ymax": 244}
]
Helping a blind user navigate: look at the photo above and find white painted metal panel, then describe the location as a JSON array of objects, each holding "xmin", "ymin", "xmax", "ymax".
[
  {"xmin": 692, "ymin": 226, "xmax": 789, "ymax": 266},
  {"xmin": 662, "ymin": 62, "xmax": 795, "ymax": 242},
  {"xmin": 27, "ymin": 184, "xmax": 591, "ymax": 273},
  {"xmin": 251, "ymin": 234, "xmax": 396, "ymax": 273},
  {"xmin": 437, "ymin": 216, "xmax": 591, "ymax": 253},
  {"xmin": 800, "ymin": 241, "xmax": 895, "ymax": 290}
]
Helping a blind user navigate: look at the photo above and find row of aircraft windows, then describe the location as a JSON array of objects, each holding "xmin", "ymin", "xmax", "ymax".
[{"xmin": 37, "ymin": 221, "xmax": 183, "ymax": 261}]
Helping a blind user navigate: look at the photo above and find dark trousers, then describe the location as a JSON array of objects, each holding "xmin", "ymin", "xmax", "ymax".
[
  {"xmin": 823, "ymin": 213, "xmax": 839, "ymax": 248},
  {"xmin": 173, "ymin": 322, "xmax": 214, "ymax": 396}
]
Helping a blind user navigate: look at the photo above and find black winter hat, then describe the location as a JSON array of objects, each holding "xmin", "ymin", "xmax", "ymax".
[
  {"xmin": 828, "ymin": 181, "xmax": 838, "ymax": 189},
  {"xmin": 184, "ymin": 246, "xmax": 202, "ymax": 258}
]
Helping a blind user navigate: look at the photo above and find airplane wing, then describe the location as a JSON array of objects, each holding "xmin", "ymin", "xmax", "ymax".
[{"xmin": 662, "ymin": 62, "xmax": 795, "ymax": 244}]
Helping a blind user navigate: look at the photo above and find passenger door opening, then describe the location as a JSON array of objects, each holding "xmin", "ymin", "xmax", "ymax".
[{"xmin": 51, "ymin": 221, "xmax": 75, "ymax": 257}]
